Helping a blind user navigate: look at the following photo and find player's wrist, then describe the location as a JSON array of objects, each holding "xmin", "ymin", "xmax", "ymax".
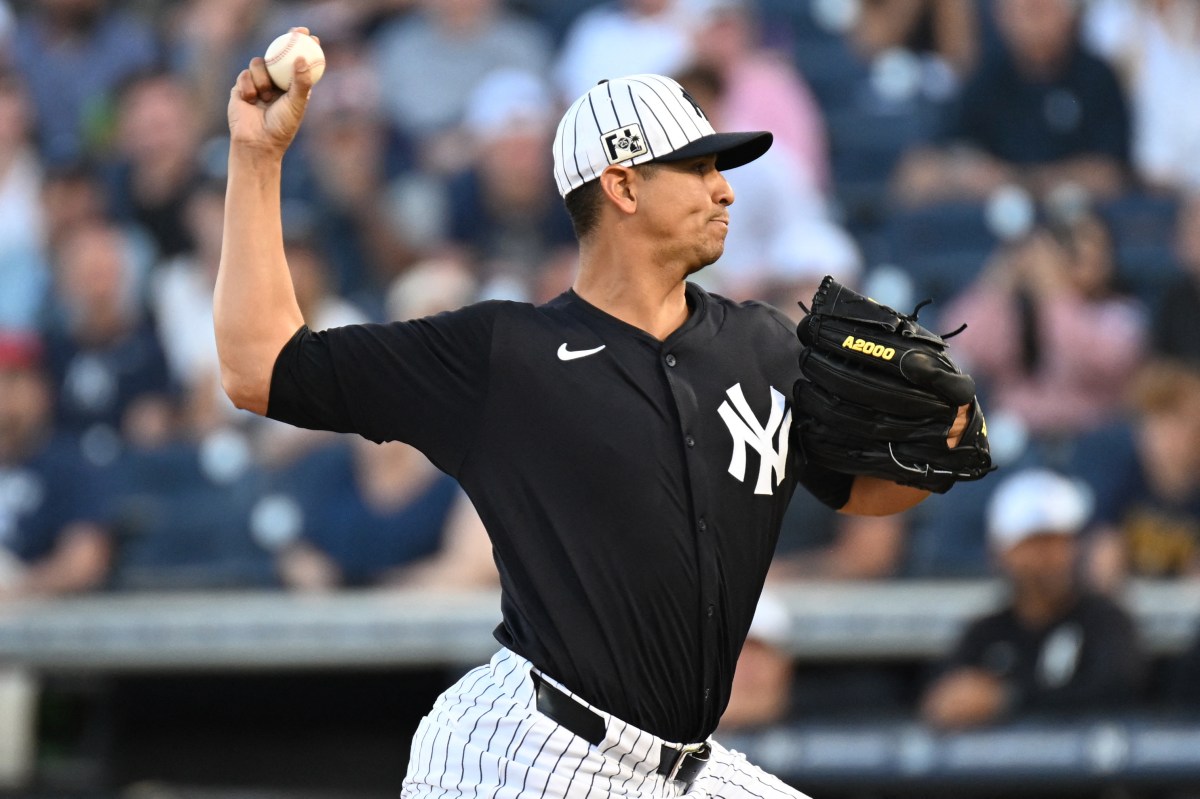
[{"xmin": 227, "ymin": 142, "xmax": 286, "ymax": 172}]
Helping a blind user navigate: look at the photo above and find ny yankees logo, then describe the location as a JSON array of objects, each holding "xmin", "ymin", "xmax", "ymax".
[{"xmin": 717, "ymin": 384, "xmax": 790, "ymax": 495}]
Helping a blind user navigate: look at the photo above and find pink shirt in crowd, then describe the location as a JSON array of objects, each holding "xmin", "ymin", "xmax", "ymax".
[{"xmin": 945, "ymin": 286, "xmax": 1147, "ymax": 437}]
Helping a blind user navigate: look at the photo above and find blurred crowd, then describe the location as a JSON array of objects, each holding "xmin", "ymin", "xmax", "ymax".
[{"xmin": 1, "ymin": 0, "xmax": 1200, "ymax": 733}]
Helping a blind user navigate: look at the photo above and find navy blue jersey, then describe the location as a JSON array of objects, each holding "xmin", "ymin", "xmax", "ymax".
[
  {"xmin": 274, "ymin": 442, "xmax": 462, "ymax": 585},
  {"xmin": 0, "ymin": 435, "xmax": 107, "ymax": 563},
  {"xmin": 946, "ymin": 44, "xmax": 1130, "ymax": 165},
  {"xmin": 267, "ymin": 283, "xmax": 850, "ymax": 741}
]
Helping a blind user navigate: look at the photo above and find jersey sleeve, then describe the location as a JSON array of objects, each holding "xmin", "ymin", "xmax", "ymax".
[
  {"xmin": 794, "ymin": 452, "xmax": 855, "ymax": 510},
  {"xmin": 266, "ymin": 301, "xmax": 505, "ymax": 475}
]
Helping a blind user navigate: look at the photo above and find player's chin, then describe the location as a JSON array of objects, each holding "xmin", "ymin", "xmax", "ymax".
[{"xmin": 686, "ymin": 245, "xmax": 725, "ymax": 275}]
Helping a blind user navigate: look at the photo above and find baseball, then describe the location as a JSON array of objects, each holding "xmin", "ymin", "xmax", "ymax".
[{"xmin": 264, "ymin": 30, "xmax": 325, "ymax": 91}]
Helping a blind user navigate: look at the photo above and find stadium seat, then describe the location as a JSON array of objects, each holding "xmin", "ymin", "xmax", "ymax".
[{"xmin": 1097, "ymin": 193, "xmax": 1181, "ymax": 307}]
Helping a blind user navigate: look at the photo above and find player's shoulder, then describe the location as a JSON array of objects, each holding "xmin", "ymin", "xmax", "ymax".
[
  {"xmin": 475, "ymin": 293, "xmax": 600, "ymax": 337},
  {"xmin": 418, "ymin": 298, "xmax": 531, "ymax": 327},
  {"xmin": 696, "ymin": 285, "xmax": 796, "ymax": 340}
]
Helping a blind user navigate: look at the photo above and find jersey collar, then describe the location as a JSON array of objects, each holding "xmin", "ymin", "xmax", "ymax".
[{"xmin": 554, "ymin": 282, "xmax": 719, "ymax": 348}]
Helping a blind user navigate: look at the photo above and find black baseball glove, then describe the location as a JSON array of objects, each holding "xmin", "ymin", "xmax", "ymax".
[{"xmin": 794, "ymin": 276, "xmax": 994, "ymax": 493}]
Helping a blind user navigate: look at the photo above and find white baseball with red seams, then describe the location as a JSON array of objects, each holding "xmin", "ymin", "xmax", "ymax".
[{"xmin": 264, "ymin": 30, "xmax": 325, "ymax": 91}]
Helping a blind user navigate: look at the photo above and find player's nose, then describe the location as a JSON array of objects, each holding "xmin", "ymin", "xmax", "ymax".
[{"xmin": 713, "ymin": 171, "xmax": 734, "ymax": 207}]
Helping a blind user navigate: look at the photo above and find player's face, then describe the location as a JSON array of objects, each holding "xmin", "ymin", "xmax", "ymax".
[{"xmin": 637, "ymin": 155, "xmax": 734, "ymax": 275}]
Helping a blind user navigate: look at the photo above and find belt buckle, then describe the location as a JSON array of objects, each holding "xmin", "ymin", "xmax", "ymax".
[{"xmin": 666, "ymin": 741, "xmax": 709, "ymax": 784}]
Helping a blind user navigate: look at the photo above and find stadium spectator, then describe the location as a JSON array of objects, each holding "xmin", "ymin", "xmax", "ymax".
[
  {"xmin": 297, "ymin": 57, "xmax": 424, "ymax": 304},
  {"xmin": 261, "ymin": 436, "xmax": 493, "ymax": 592},
  {"xmin": 43, "ymin": 220, "xmax": 174, "ymax": 442},
  {"xmin": 920, "ymin": 468, "xmax": 1145, "ymax": 730},
  {"xmin": 162, "ymin": 0, "xmax": 278, "ymax": 138},
  {"xmin": 849, "ymin": 0, "xmax": 980, "ymax": 78},
  {"xmin": 11, "ymin": 0, "xmax": 158, "ymax": 165},
  {"xmin": 254, "ymin": 237, "xmax": 369, "ymax": 465},
  {"xmin": 106, "ymin": 424, "xmax": 275, "ymax": 590},
  {"xmin": 445, "ymin": 68, "xmax": 575, "ymax": 298},
  {"xmin": 104, "ymin": 70, "xmax": 206, "ymax": 260},
  {"xmin": 554, "ymin": 0, "xmax": 693, "ymax": 102},
  {"xmin": 1150, "ymin": 194, "xmax": 1200, "ymax": 367},
  {"xmin": 892, "ymin": 0, "xmax": 1131, "ymax": 206},
  {"xmin": 153, "ymin": 179, "xmax": 365, "ymax": 442},
  {"xmin": 250, "ymin": 250, "xmax": 492, "ymax": 592},
  {"xmin": 1077, "ymin": 362, "xmax": 1200, "ymax": 590},
  {"xmin": 672, "ymin": 64, "xmax": 856, "ymax": 302},
  {"xmin": 1084, "ymin": 0, "xmax": 1200, "ymax": 193},
  {"xmin": 0, "ymin": 70, "xmax": 48, "ymax": 332},
  {"xmin": 150, "ymin": 179, "xmax": 234, "ymax": 433},
  {"xmin": 372, "ymin": 0, "xmax": 551, "ymax": 167},
  {"xmin": 689, "ymin": 0, "xmax": 831, "ymax": 191},
  {"xmin": 0, "ymin": 332, "xmax": 111, "ymax": 599},
  {"xmin": 284, "ymin": 238, "xmax": 370, "ymax": 343},
  {"xmin": 384, "ymin": 255, "xmax": 480, "ymax": 326},
  {"xmin": 942, "ymin": 209, "xmax": 1147, "ymax": 440},
  {"xmin": 40, "ymin": 162, "xmax": 109, "ymax": 260},
  {"xmin": 900, "ymin": 475, "xmax": 1002, "ymax": 579}
]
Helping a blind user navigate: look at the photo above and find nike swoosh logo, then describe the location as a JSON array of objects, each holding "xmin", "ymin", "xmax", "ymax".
[{"xmin": 557, "ymin": 343, "xmax": 606, "ymax": 361}]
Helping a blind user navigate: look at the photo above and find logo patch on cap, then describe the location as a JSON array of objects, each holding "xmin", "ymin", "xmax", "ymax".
[{"xmin": 602, "ymin": 124, "xmax": 647, "ymax": 164}]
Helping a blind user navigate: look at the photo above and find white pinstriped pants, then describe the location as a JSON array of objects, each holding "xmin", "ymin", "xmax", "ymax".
[{"xmin": 401, "ymin": 648, "xmax": 811, "ymax": 799}]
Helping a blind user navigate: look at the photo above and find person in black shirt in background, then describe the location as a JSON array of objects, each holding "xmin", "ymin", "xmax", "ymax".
[
  {"xmin": 921, "ymin": 468, "xmax": 1145, "ymax": 730},
  {"xmin": 215, "ymin": 31, "xmax": 975, "ymax": 798},
  {"xmin": 893, "ymin": 0, "xmax": 1130, "ymax": 207}
]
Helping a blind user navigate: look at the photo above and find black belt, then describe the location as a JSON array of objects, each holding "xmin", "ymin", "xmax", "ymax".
[{"xmin": 531, "ymin": 672, "xmax": 711, "ymax": 789}]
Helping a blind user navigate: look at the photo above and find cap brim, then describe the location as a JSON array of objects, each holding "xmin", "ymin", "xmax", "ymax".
[{"xmin": 654, "ymin": 131, "xmax": 773, "ymax": 171}]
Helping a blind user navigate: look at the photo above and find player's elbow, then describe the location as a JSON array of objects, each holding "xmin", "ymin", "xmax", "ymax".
[{"xmin": 218, "ymin": 361, "xmax": 269, "ymax": 416}]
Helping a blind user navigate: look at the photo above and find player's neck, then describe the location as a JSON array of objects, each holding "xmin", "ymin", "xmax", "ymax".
[{"xmin": 574, "ymin": 245, "xmax": 690, "ymax": 341}]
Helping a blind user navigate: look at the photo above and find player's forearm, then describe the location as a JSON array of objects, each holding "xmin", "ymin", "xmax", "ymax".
[
  {"xmin": 214, "ymin": 147, "xmax": 305, "ymax": 415},
  {"xmin": 840, "ymin": 476, "xmax": 928, "ymax": 516}
]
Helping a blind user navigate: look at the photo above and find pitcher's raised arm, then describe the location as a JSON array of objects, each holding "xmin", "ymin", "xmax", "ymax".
[{"xmin": 214, "ymin": 31, "xmax": 318, "ymax": 414}]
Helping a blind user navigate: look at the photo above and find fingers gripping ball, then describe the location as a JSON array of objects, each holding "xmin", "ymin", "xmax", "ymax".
[
  {"xmin": 264, "ymin": 31, "xmax": 325, "ymax": 91},
  {"xmin": 793, "ymin": 276, "xmax": 995, "ymax": 493}
]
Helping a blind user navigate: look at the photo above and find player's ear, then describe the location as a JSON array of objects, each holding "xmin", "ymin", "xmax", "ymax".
[{"xmin": 599, "ymin": 165, "xmax": 638, "ymax": 216}]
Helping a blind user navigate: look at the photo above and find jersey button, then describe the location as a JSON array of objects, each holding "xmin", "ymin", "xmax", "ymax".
[
  {"xmin": 706, "ymin": 604, "xmax": 715, "ymax": 618},
  {"xmin": 685, "ymin": 435, "xmax": 695, "ymax": 448},
  {"xmin": 698, "ymin": 518, "xmax": 707, "ymax": 532},
  {"xmin": 664, "ymin": 353, "xmax": 677, "ymax": 367}
]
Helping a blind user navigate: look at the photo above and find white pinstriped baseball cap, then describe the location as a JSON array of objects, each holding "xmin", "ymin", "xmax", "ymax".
[{"xmin": 552, "ymin": 74, "xmax": 773, "ymax": 197}]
